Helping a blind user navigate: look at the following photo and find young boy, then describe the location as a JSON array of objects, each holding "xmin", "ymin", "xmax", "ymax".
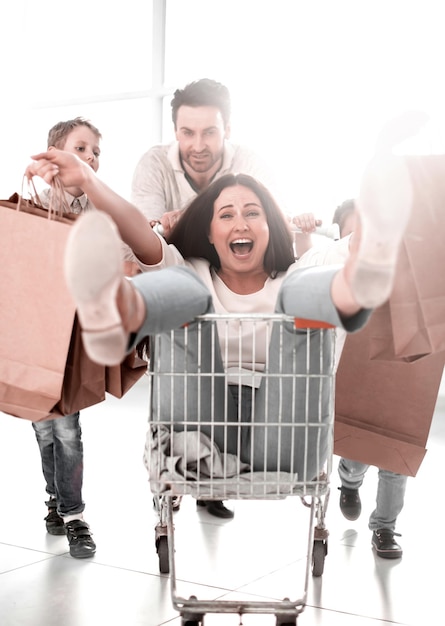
[{"xmin": 32, "ymin": 117, "xmax": 101, "ymax": 558}]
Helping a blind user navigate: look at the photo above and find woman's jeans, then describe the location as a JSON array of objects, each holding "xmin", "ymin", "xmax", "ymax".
[
  {"xmin": 338, "ymin": 457, "xmax": 407, "ymax": 531},
  {"xmin": 132, "ymin": 266, "xmax": 370, "ymax": 481},
  {"xmin": 32, "ymin": 412, "xmax": 85, "ymax": 518}
]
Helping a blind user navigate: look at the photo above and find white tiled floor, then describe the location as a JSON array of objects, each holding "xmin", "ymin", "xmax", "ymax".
[{"xmin": 1, "ymin": 375, "xmax": 444, "ymax": 626}]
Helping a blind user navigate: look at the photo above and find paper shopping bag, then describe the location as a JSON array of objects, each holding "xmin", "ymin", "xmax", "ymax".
[
  {"xmin": 55, "ymin": 317, "xmax": 107, "ymax": 416},
  {"xmin": 335, "ymin": 313, "xmax": 445, "ymax": 477},
  {"xmin": 106, "ymin": 350, "xmax": 147, "ymax": 399},
  {"xmin": 369, "ymin": 303, "xmax": 429, "ymax": 363},
  {"xmin": 382, "ymin": 155, "xmax": 445, "ymax": 360},
  {"xmin": 0, "ymin": 192, "xmax": 78, "ymax": 421}
]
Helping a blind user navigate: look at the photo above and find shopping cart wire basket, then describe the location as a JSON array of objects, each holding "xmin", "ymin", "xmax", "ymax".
[{"xmin": 145, "ymin": 313, "xmax": 336, "ymax": 624}]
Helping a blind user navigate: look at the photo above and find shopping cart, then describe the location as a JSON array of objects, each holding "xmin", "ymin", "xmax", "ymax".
[{"xmin": 146, "ymin": 313, "xmax": 336, "ymax": 625}]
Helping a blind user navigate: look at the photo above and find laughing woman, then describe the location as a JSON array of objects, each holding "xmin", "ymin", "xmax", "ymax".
[{"xmin": 26, "ymin": 147, "xmax": 412, "ymax": 501}]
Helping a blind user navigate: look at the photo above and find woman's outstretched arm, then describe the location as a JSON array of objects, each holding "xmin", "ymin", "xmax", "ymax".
[{"xmin": 26, "ymin": 149, "xmax": 162, "ymax": 266}]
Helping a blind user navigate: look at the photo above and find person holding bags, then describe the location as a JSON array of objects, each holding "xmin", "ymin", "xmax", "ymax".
[{"xmin": 31, "ymin": 117, "xmax": 101, "ymax": 558}]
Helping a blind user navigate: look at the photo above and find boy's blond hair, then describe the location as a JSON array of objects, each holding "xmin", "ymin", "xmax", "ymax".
[{"xmin": 47, "ymin": 117, "xmax": 102, "ymax": 149}]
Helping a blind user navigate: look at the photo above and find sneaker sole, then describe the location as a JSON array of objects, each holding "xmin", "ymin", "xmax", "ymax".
[
  {"xmin": 372, "ymin": 542, "xmax": 403, "ymax": 559},
  {"xmin": 353, "ymin": 153, "xmax": 413, "ymax": 308},
  {"xmin": 69, "ymin": 547, "xmax": 96, "ymax": 558},
  {"xmin": 64, "ymin": 211, "xmax": 127, "ymax": 366}
]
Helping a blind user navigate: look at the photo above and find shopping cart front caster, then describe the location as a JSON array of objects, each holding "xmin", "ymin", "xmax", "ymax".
[
  {"xmin": 312, "ymin": 539, "xmax": 328, "ymax": 577},
  {"xmin": 156, "ymin": 535, "xmax": 169, "ymax": 574}
]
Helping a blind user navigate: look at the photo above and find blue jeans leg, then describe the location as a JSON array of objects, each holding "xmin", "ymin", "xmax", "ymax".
[
  {"xmin": 134, "ymin": 267, "xmax": 239, "ymax": 454},
  {"xmin": 338, "ymin": 457, "xmax": 407, "ymax": 531},
  {"xmin": 338, "ymin": 457, "xmax": 369, "ymax": 489},
  {"xmin": 32, "ymin": 412, "xmax": 85, "ymax": 518},
  {"xmin": 370, "ymin": 468, "xmax": 407, "ymax": 531},
  {"xmin": 246, "ymin": 268, "xmax": 342, "ymax": 478},
  {"xmin": 131, "ymin": 266, "xmax": 213, "ymax": 341}
]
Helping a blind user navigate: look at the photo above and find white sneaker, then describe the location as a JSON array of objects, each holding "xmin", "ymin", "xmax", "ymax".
[
  {"xmin": 351, "ymin": 112, "xmax": 429, "ymax": 308},
  {"xmin": 64, "ymin": 210, "xmax": 128, "ymax": 365},
  {"xmin": 351, "ymin": 152, "xmax": 413, "ymax": 308}
]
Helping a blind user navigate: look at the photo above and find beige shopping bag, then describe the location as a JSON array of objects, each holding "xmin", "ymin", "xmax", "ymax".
[
  {"xmin": 370, "ymin": 155, "xmax": 445, "ymax": 362},
  {"xmin": 0, "ymin": 190, "xmax": 78, "ymax": 420},
  {"xmin": 106, "ymin": 350, "xmax": 147, "ymax": 399},
  {"xmin": 335, "ymin": 315, "xmax": 445, "ymax": 477}
]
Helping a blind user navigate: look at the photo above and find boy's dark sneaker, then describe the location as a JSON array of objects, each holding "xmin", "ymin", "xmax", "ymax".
[
  {"xmin": 44, "ymin": 500, "xmax": 66, "ymax": 535},
  {"xmin": 372, "ymin": 529, "xmax": 403, "ymax": 559},
  {"xmin": 338, "ymin": 486, "xmax": 362, "ymax": 521},
  {"xmin": 65, "ymin": 520, "xmax": 96, "ymax": 558}
]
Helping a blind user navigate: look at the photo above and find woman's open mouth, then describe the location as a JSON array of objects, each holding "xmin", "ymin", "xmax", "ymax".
[{"xmin": 230, "ymin": 238, "xmax": 253, "ymax": 255}]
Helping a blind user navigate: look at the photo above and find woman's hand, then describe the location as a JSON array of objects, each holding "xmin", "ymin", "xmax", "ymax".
[{"xmin": 26, "ymin": 148, "xmax": 90, "ymax": 188}]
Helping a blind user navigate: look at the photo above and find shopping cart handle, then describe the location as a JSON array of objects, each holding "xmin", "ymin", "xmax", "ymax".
[
  {"xmin": 152, "ymin": 222, "xmax": 164, "ymax": 236},
  {"xmin": 291, "ymin": 223, "xmax": 340, "ymax": 240}
]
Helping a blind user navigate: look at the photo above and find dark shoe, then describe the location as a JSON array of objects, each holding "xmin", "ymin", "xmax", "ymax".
[
  {"xmin": 65, "ymin": 520, "xmax": 96, "ymax": 558},
  {"xmin": 197, "ymin": 500, "xmax": 234, "ymax": 519},
  {"xmin": 44, "ymin": 499, "xmax": 66, "ymax": 536},
  {"xmin": 339, "ymin": 486, "xmax": 361, "ymax": 521},
  {"xmin": 372, "ymin": 529, "xmax": 403, "ymax": 559}
]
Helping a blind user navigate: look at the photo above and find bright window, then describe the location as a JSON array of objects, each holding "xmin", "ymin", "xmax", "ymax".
[{"xmin": 2, "ymin": 0, "xmax": 445, "ymax": 224}]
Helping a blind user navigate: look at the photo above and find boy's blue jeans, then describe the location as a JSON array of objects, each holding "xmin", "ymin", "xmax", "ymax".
[
  {"xmin": 32, "ymin": 412, "xmax": 85, "ymax": 518},
  {"xmin": 338, "ymin": 457, "xmax": 407, "ymax": 531}
]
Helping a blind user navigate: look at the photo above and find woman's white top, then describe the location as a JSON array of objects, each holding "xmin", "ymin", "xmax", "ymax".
[{"xmin": 137, "ymin": 233, "xmax": 350, "ymax": 385}]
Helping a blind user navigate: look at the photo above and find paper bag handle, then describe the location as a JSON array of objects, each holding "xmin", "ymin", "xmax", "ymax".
[
  {"xmin": 18, "ymin": 177, "xmax": 44, "ymax": 210},
  {"xmin": 18, "ymin": 175, "xmax": 71, "ymax": 220}
]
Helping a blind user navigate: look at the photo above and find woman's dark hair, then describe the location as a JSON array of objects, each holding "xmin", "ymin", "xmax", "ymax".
[{"xmin": 168, "ymin": 173, "xmax": 295, "ymax": 275}]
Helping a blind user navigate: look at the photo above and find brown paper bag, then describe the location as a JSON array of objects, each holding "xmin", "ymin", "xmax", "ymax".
[
  {"xmin": 106, "ymin": 350, "xmax": 147, "ymax": 399},
  {"xmin": 0, "ymin": 193, "xmax": 78, "ymax": 420},
  {"xmin": 369, "ymin": 303, "xmax": 429, "ymax": 363},
  {"xmin": 382, "ymin": 155, "xmax": 445, "ymax": 360},
  {"xmin": 336, "ymin": 155, "xmax": 445, "ymax": 476},
  {"xmin": 55, "ymin": 317, "xmax": 107, "ymax": 416},
  {"xmin": 335, "ymin": 315, "xmax": 445, "ymax": 477}
]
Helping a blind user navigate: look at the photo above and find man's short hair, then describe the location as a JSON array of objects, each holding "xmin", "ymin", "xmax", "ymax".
[
  {"xmin": 332, "ymin": 198, "xmax": 356, "ymax": 234},
  {"xmin": 171, "ymin": 78, "xmax": 231, "ymax": 128}
]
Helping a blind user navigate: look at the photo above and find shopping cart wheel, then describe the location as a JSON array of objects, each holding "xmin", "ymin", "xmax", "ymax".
[
  {"xmin": 275, "ymin": 618, "xmax": 296, "ymax": 625},
  {"xmin": 312, "ymin": 539, "xmax": 327, "ymax": 577},
  {"xmin": 156, "ymin": 536, "xmax": 169, "ymax": 574}
]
